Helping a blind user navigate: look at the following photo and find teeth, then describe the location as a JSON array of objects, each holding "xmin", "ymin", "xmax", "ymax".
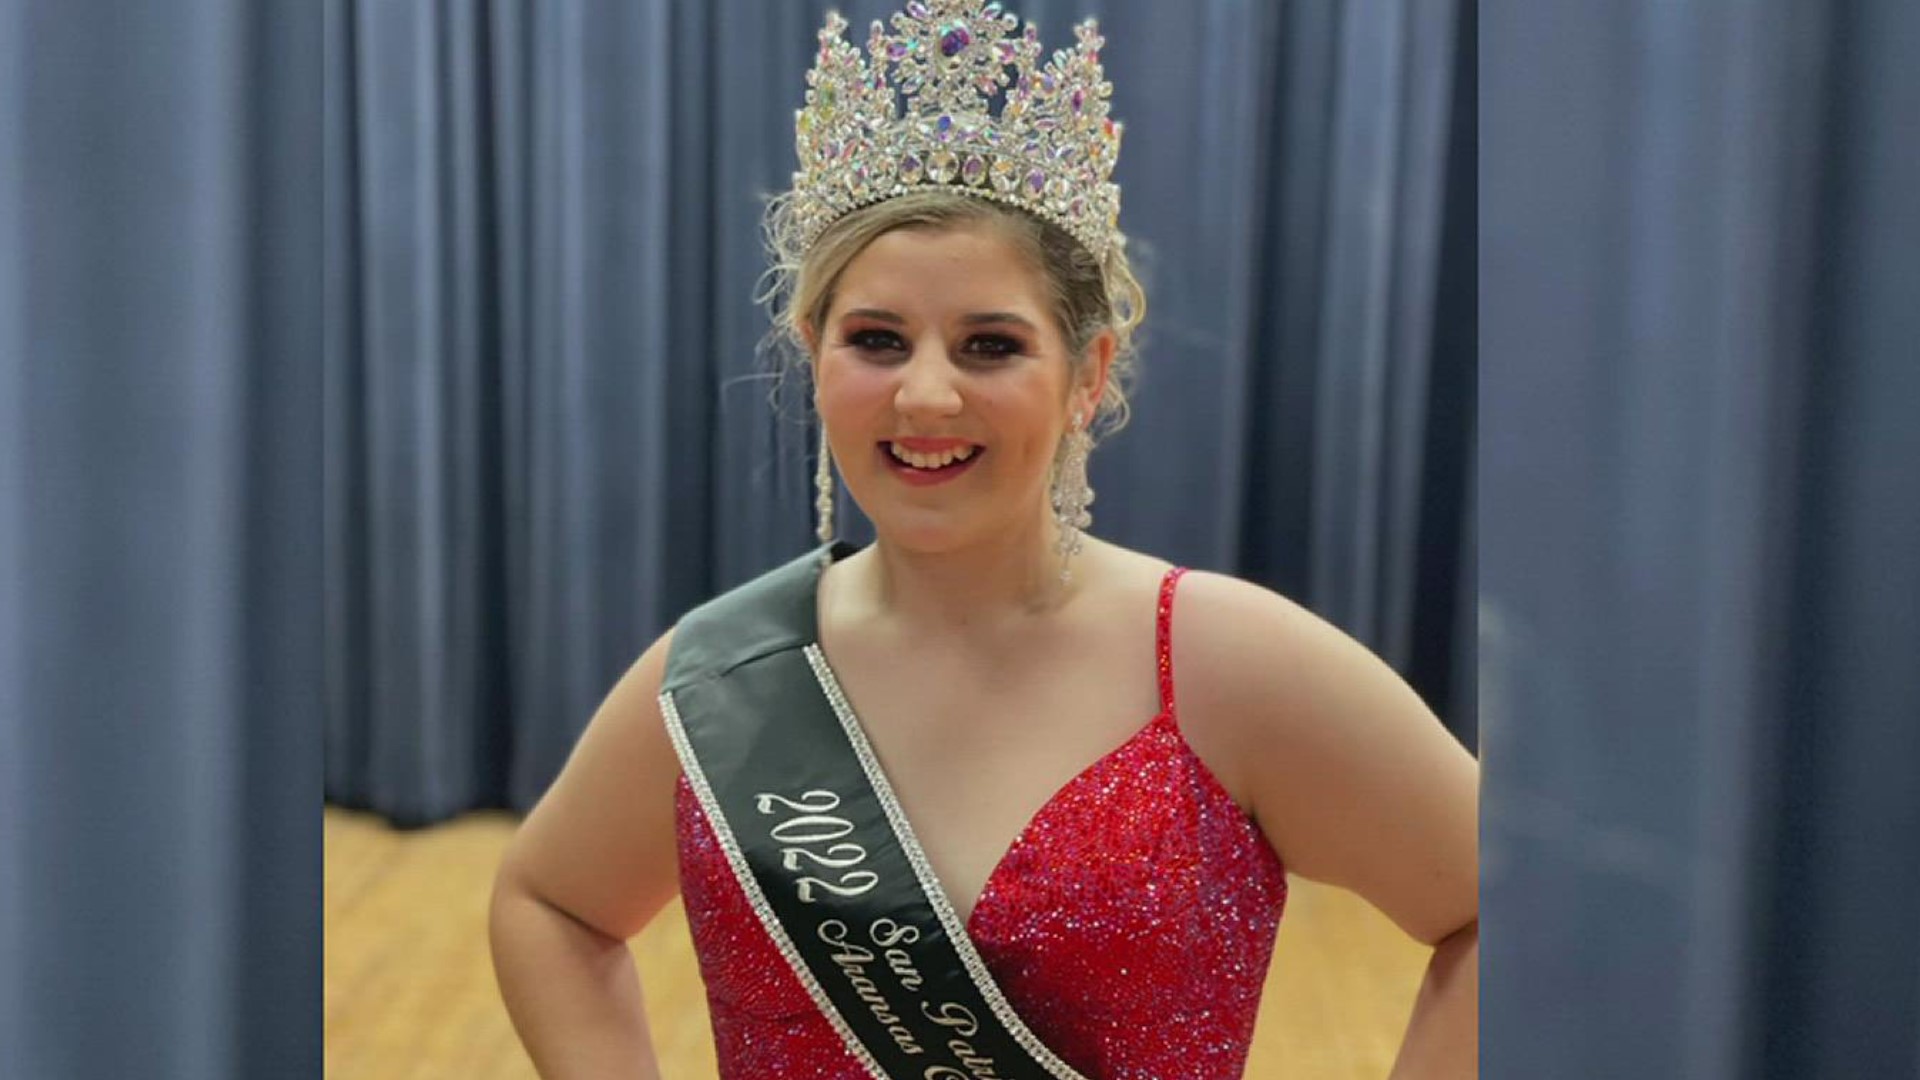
[{"xmin": 888, "ymin": 442, "xmax": 976, "ymax": 470}]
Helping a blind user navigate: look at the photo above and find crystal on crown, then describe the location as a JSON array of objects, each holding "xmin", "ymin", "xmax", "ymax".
[{"xmin": 790, "ymin": 2, "xmax": 1124, "ymax": 259}]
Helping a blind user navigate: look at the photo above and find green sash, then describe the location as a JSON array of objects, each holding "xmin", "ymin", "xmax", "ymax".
[{"xmin": 659, "ymin": 543, "xmax": 1089, "ymax": 1080}]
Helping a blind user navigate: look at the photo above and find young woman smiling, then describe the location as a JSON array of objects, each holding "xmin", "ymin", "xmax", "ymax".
[{"xmin": 490, "ymin": 4, "xmax": 1477, "ymax": 1078}]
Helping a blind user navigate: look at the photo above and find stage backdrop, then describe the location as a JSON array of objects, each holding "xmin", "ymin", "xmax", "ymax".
[
  {"xmin": 320, "ymin": 0, "xmax": 1476, "ymax": 826},
  {"xmin": 1481, "ymin": 0, "xmax": 1920, "ymax": 1076},
  {"xmin": 0, "ymin": 3, "xmax": 321, "ymax": 1078}
]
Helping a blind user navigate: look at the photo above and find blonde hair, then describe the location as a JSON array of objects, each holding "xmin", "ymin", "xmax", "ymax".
[{"xmin": 758, "ymin": 189, "xmax": 1147, "ymax": 440}]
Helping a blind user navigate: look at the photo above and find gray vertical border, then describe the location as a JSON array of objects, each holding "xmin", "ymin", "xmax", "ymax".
[{"xmin": 0, "ymin": 2, "xmax": 27, "ymax": 1071}]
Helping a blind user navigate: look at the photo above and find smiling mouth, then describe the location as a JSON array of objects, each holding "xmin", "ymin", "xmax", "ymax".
[{"xmin": 883, "ymin": 441, "xmax": 983, "ymax": 472}]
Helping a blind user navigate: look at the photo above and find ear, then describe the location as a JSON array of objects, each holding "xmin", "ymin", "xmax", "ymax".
[
  {"xmin": 798, "ymin": 318, "xmax": 824, "ymax": 390},
  {"xmin": 1072, "ymin": 329, "xmax": 1118, "ymax": 423}
]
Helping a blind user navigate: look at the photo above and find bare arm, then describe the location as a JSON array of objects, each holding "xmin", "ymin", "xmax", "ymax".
[
  {"xmin": 1176, "ymin": 574, "xmax": 1480, "ymax": 1078},
  {"xmin": 489, "ymin": 628, "xmax": 684, "ymax": 1079},
  {"xmin": 1390, "ymin": 919, "xmax": 1477, "ymax": 1080}
]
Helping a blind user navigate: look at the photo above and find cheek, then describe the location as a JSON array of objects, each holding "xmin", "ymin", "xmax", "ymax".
[
  {"xmin": 816, "ymin": 358, "xmax": 893, "ymax": 421},
  {"xmin": 974, "ymin": 385, "xmax": 1069, "ymax": 475}
]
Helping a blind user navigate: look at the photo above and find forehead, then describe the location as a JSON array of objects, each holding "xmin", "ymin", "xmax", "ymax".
[{"xmin": 831, "ymin": 225, "xmax": 1050, "ymax": 316}]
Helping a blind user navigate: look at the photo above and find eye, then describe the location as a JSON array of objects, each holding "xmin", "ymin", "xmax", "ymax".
[
  {"xmin": 965, "ymin": 333, "xmax": 1025, "ymax": 359},
  {"xmin": 844, "ymin": 328, "xmax": 906, "ymax": 354},
  {"xmin": 839, "ymin": 328, "xmax": 1026, "ymax": 360}
]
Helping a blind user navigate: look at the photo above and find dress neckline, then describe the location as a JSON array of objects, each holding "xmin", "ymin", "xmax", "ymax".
[{"xmin": 803, "ymin": 543, "xmax": 1186, "ymax": 927}]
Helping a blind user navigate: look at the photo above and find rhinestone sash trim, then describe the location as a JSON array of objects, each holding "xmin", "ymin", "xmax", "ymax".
[
  {"xmin": 657, "ymin": 690, "xmax": 892, "ymax": 1080},
  {"xmin": 803, "ymin": 644, "xmax": 1093, "ymax": 1080}
]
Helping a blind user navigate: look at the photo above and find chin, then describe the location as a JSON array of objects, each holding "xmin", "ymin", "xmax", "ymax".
[
  {"xmin": 841, "ymin": 474, "xmax": 1043, "ymax": 556},
  {"xmin": 868, "ymin": 516, "xmax": 976, "ymax": 555}
]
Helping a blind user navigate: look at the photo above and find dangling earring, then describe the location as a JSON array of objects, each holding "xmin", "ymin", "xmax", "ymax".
[
  {"xmin": 814, "ymin": 423, "xmax": 836, "ymax": 546},
  {"xmin": 1051, "ymin": 412, "xmax": 1095, "ymax": 584}
]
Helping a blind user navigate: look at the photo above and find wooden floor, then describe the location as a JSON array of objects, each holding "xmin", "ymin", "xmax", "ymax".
[{"xmin": 325, "ymin": 807, "xmax": 1429, "ymax": 1079}]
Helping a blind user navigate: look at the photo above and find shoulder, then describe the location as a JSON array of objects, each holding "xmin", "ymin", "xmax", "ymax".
[
  {"xmin": 1168, "ymin": 569, "xmax": 1395, "ymax": 720},
  {"xmin": 1168, "ymin": 570, "xmax": 1479, "ymax": 943},
  {"xmin": 1083, "ymin": 555, "xmax": 1392, "ymax": 717},
  {"xmin": 1160, "ymin": 571, "xmax": 1351, "ymax": 790},
  {"xmin": 666, "ymin": 544, "xmax": 837, "ymax": 690},
  {"xmin": 1166, "ymin": 566, "xmax": 1455, "ymax": 776}
]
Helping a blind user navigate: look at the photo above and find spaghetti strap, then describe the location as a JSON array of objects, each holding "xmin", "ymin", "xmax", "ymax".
[{"xmin": 1155, "ymin": 566, "xmax": 1187, "ymax": 722}]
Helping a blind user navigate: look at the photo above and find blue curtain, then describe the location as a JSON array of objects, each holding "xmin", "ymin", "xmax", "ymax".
[
  {"xmin": 0, "ymin": 0, "xmax": 1467, "ymax": 1072},
  {"xmin": 321, "ymin": 0, "xmax": 1476, "ymax": 826},
  {"xmin": 0, "ymin": 2, "xmax": 321, "ymax": 1078},
  {"xmin": 1482, "ymin": 0, "xmax": 1920, "ymax": 1075}
]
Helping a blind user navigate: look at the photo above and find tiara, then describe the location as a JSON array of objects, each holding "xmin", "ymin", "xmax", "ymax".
[{"xmin": 790, "ymin": 1, "xmax": 1124, "ymax": 259}]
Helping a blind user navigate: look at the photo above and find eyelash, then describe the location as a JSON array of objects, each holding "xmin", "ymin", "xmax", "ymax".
[{"xmin": 843, "ymin": 329, "xmax": 1024, "ymax": 360}]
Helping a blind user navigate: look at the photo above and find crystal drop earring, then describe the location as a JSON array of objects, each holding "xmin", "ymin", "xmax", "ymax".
[
  {"xmin": 814, "ymin": 423, "xmax": 836, "ymax": 546},
  {"xmin": 1051, "ymin": 412, "xmax": 1095, "ymax": 584}
]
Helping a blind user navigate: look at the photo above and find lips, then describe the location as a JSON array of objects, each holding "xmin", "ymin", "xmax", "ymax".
[
  {"xmin": 878, "ymin": 440, "xmax": 984, "ymax": 487},
  {"xmin": 886, "ymin": 440, "xmax": 978, "ymax": 470}
]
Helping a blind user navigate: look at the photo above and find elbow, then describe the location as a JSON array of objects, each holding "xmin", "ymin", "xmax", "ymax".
[
  {"xmin": 1429, "ymin": 917, "xmax": 1477, "ymax": 952},
  {"xmin": 487, "ymin": 860, "xmax": 527, "ymax": 947},
  {"xmin": 489, "ymin": 855, "xmax": 526, "ymax": 917},
  {"xmin": 488, "ymin": 857, "xmax": 554, "ymax": 948}
]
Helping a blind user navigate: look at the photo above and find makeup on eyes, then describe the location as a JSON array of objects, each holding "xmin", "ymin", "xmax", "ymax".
[
  {"xmin": 840, "ymin": 307, "xmax": 1039, "ymax": 330},
  {"xmin": 839, "ymin": 325, "xmax": 1031, "ymax": 358}
]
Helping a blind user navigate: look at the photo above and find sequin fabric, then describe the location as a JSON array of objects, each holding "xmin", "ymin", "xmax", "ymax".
[{"xmin": 673, "ymin": 567, "xmax": 1289, "ymax": 1078}]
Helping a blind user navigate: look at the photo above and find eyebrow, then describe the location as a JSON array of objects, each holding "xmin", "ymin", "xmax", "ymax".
[{"xmin": 842, "ymin": 308, "xmax": 1039, "ymax": 331}]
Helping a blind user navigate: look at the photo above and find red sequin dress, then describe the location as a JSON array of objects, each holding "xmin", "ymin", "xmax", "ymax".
[{"xmin": 673, "ymin": 567, "xmax": 1290, "ymax": 1078}]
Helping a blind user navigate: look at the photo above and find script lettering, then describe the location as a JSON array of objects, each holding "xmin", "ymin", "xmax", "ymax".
[
  {"xmin": 920, "ymin": 1002, "xmax": 1004, "ymax": 1079},
  {"xmin": 754, "ymin": 788, "xmax": 1018, "ymax": 1075},
  {"xmin": 817, "ymin": 920, "xmax": 924, "ymax": 1056},
  {"xmin": 870, "ymin": 917, "xmax": 925, "ymax": 990},
  {"xmin": 921, "ymin": 1000, "xmax": 980, "ymax": 1038}
]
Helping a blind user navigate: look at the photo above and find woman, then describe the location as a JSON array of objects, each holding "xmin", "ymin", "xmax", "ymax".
[{"xmin": 490, "ymin": 3, "xmax": 1477, "ymax": 1077}]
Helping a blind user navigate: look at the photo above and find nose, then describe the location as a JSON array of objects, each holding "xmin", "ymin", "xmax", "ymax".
[{"xmin": 893, "ymin": 343, "xmax": 963, "ymax": 419}]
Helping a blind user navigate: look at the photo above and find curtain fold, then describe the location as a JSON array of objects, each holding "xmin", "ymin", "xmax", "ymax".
[
  {"xmin": 0, "ymin": 2, "xmax": 322, "ymax": 1077},
  {"xmin": 1481, "ymin": 0, "xmax": 1920, "ymax": 1074},
  {"xmin": 322, "ymin": 0, "xmax": 1474, "ymax": 823}
]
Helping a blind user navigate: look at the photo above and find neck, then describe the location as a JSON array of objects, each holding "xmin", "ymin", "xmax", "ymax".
[{"xmin": 848, "ymin": 515, "xmax": 1088, "ymax": 633}]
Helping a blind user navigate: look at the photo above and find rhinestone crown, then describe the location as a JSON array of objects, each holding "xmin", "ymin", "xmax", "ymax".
[{"xmin": 791, "ymin": 1, "xmax": 1123, "ymax": 259}]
